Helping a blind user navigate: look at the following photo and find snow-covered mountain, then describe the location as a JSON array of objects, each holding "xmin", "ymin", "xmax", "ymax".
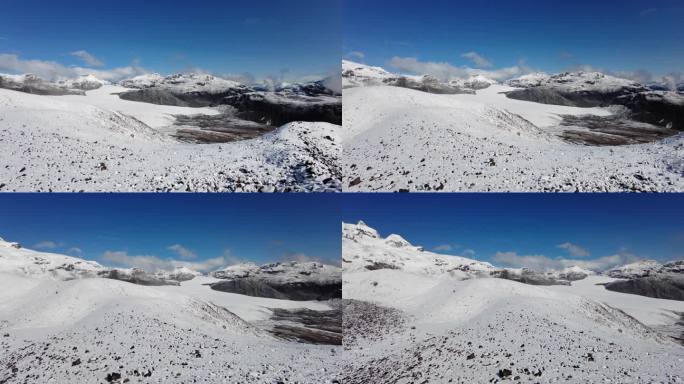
[
  {"xmin": 342, "ymin": 60, "xmax": 398, "ymax": 88},
  {"xmin": 210, "ymin": 261, "xmax": 342, "ymax": 301},
  {"xmin": 212, "ymin": 261, "xmax": 339, "ymax": 282},
  {"xmin": 119, "ymin": 73, "xmax": 245, "ymax": 93},
  {"xmin": 155, "ymin": 266, "xmax": 202, "ymax": 281},
  {"xmin": 603, "ymin": 259, "xmax": 684, "ymax": 301},
  {"xmin": 0, "ymin": 237, "xmax": 103, "ymax": 279},
  {"xmin": 606, "ymin": 259, "xmax": 664, "ymax": 278},
  {"xmin": 0, "ymin": 74, "xmax": 86, "ymax": 96},
  {"xmin": 504, "ymin": 71, "xmax": 684, "ymax": 130},
  {"xmin": 506, "ymin": 71, "xmax": 644, "ymax": 92},
  {"xmin": 58, "ymin": 74, "xmax": 110, "ymax": 91},
  {"xmin": 342, "ymin": 60, "xmax": 471, "ymax": 94},
  {"xmin": 449, "ymin": 74, "xmax": 498, "ymax": 90},
  {"xmin": 342, "ymin": 223, "xmax": 684, "ymax": 383},
  {"xmin": 342, "ymin": 221, "xmax": 495, "ymax": 278}
]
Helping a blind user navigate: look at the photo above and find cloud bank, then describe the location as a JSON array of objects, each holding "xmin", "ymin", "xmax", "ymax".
[
  {"xmin": 0, "ymin": 53, "xmax": 148, "ymax": 82},
  {"xmin": 388, "ymin": 56, "xmax": 529, "ymax": 82},
  {"xmin": 102, "ymin": 250, "xmax": 229, "ymax": 273},
  {"xmin": 70, "ymin": 50, "xmax": 104, "ymax": 67},
  {"xmin": 461, "ymin": 52, "xmax": 492, "ymax": 68},
  {"xmin": 557, "ymin": 242, "xmax": 590, "ymax": 258},
  {"xmin": 493, "ymin": 250, "xmax": 639, "ymax": 272},
  {"xmin": 167, "ymin": 244, "xmax": 196, "ymax": 259}
]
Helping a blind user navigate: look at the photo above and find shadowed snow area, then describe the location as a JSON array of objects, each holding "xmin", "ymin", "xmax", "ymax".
[
  {"xmin": 0, "ymin": 76, "xmax": 341, "ymax": 192},
  {"xmin": 0, "ymin": 238, "xmax": 342, "ymax": 383},
  {"xmin": 341, "ymin": 222, "xmax": 684, "ymax": 383},
  {"xmin": 342, "ymin": 61, "xmax": 684, "ymax": 192}
]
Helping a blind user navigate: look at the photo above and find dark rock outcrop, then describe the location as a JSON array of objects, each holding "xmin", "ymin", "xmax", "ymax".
[
  {"xmin": 492, "ymin": 269, "xmax": 571, "ymax": 286},
  {"xmin": 223, "ymin": 92, "xmax": 342, "ymax": 126},
  {"xmin": 506, "ymin": 86, "xmax": 684, "ymax": 131},
  {"xmin": 118, "ymin": 88, "xmax": 246, "ymax": 107},
  {"xmin": 604, "ymin": 275, "xmax": 684, "ymax": 301},
  {"xmin": 98, "ymin": 269, "xmax": 180, "ymax": 286},
  {"xmin": 210, "ymin": 278, "xmax": 341, "ymax": 301}
]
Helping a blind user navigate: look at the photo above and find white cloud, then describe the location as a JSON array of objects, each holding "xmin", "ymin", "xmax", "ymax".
[
  {"xmin": 433, "ymin": 244, "xmax": 453, "ymax": 251},
  {"xmin": 388, "ymin": 56, "xmax": 529, "ymax": 82},
  {"xmin": 462, "ymin": 249, "xmax": 476, "ymax": 257},
  {"xmin": 493, "ymin": 250, "xmax": 639, "ymax": 272},
  {"xmin": 557, "ymin": 242, "xmax": 590, "ymax": 257},
  {"xmin": 70, "ymin": 50, "xmax": 104, "ymax": 67},
  {"xmin": 102, "ymin": 251, "xmax": 229, "ymax": 273},
  {"xmin": 346, "ymin": 51, "xmax": 365, "ymax": 61},
  {"xmin": 34, "ymin": 240, "xmax": 60, "ymax": 249},
  {"xmin": 461, "ymin": 52, "xmax": 492, "ymax": 68},
  {"xmin": 167, "ymin": 244, "xmax": 196, "ymax": 259},
  {"xmin": 67, "ymin": 247, "xmax": 82, "ymax": 256},
  {"xmin": 0, "ymin": 53, "xmax": 149, "ymax": 82}
]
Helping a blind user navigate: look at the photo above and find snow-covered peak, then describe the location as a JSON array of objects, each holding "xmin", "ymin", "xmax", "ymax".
[
  {"xmin": 0, "ymin": 237, "xmax": 103, "ymax": 279},
  {"xmin": 342, "ymin": 222, "xmax": 495, "ymax": 278},
  {"xmin": 505, "ymin": 72, "xmax": 551, "ymax": 88},
  {"xmin": 212, "ymin": 260, "xmax": 341, "ymax": 284},
  {"xmin": 155, "ymin": 266, "xmax": 202, "ymax": 282},
  {"xmin": 118, "ymin": 73, "xmax": 164, "ymax": 88},
  {"xmin": 559, "ymin": 265, "xmax": 596, "ymax": 276},
  {"xmin": 58, "ymin": 74, "xmax": 109, "ymax": 91},
  {"xmin": 342, "ymin": 221, "xmax": 380, "ymax": 241},
  {"xmin": 119, "ymin": 73, "xmax": 248, "ymax": 94},
  {"xmin": 385, "ymin": 234, "xmax": 413, "ymax": 248},
  {"xmin": 450, "ymin": 74, "xmax": 498, "ymax": 90},
  {"xmin": 606, "ymin": 260, "xmax": 662, "ymax": 279},
  {"xmin": 507, "ymin": 71, "xmax": 644, "ymax": 92},
  {"xmin": 342, "ymin": 60, "xmax": 398, "ymax": 88}
]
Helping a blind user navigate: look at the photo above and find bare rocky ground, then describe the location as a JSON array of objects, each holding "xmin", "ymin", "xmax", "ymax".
[
  {"xmin": 265, "ymin": 302, "xmax": 343, "ymax": 345},
  {"xmin": 341, "ymin": 300, "xmax": 683, "ymax": 384}
]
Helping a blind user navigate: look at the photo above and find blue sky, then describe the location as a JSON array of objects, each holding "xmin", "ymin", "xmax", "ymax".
[
  {"xmin": 344, "ymin": 0, "xmax": 684, "ymax": 82},
  {"xmin": 0, "ymin": 0, "xmax": 341, "ymax": 82},
  {"xmin": 0, "ymin": 194, "xmax": 341, "ymax": 271},
  {"xmin": 342, "ymin": 194, "xmax": 684, "ymax": 271}
]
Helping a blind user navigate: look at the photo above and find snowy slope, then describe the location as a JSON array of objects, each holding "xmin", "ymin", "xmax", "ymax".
[
  {"xmin": 0, "ymin": 243, "xmax": 341, "ymax": 383},
  {"xmin": 342, "ymin": 223, "xmax": 684, "ymax": 383},
  {"xmin": 0, "ymin": 86, "xmax": 341, "ymax": 192},
  {"xmin": 343, "ymin": 84, "xmax": 684, "ymax": 192}
]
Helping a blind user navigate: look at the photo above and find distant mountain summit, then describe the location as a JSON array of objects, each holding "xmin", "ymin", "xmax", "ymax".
[
  {"xmin": 342, "ymin": 221, "xmax": 495, "ymax": 278},
  {"xmin": 209, "ymin": 261, "xmax": 342, "ymax": 301}
]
